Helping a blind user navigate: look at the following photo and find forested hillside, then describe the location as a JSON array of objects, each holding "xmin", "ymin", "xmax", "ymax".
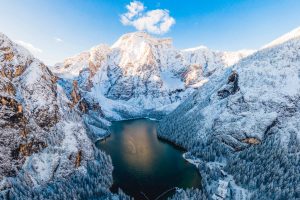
[{"xmin": 158, "ymin": 32, "xmax": 300, "ymax": 199}]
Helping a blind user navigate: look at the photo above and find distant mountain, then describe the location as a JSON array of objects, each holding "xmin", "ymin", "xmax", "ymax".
[
  {"xmin": 52, "ymin": 31, "xmax": 253, "ymax": 120},
  {"xmin": 158, "ymin": 28, "xmax": 300, "ymax": 199}
]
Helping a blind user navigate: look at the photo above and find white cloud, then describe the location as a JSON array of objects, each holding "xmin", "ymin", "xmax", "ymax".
[
  {"xmin": 16, "ymin": 40, "xmax": 43, "ymax": 55},
  {"xmin": 120, "ymin": 1, "xmax": 175, "ymax": 34},
  {"xmin": 123, "ymin": 1, "xmax": 144, "ymax": 19},
  {"xmin": 54, "ymin": 37, "xmax": 63, "ymax": 43}
]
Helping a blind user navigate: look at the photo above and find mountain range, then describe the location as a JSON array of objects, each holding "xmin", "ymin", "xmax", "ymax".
[{"xmin": 1, "ymin": 27, "xmax": 300, "ymax": 199}]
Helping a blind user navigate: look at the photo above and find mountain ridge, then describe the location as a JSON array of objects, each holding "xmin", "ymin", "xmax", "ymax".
[
  {"xmin": 51, "ymin": 31, "xmax": 254, "ymax": 121},
  {"xmin": 262, "ymin": 26, "xmax": 300, "ymax": 49},
  {"xmin": 1, "ymin": 26, "xmax": 300, "ymax": 199}
]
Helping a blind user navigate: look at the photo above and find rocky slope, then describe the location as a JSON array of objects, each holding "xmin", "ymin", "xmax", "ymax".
[
  {"xmin": 52, "ymin": 32, "xmax": 253, "ymax": 120},
  {"xmin": 0, "ymin": 33, "xmax": 121, "ymax": 199},
  {"xmin": 158, "ymin": 28, "xmax": 300, "ymax": 199}
]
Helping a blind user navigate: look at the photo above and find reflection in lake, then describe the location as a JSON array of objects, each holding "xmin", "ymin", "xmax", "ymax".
[{"xmin": 96, "ymin": 119, "xmax": 201, "ymax": 200}]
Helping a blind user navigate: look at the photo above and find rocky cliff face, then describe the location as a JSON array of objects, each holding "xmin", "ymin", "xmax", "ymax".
[
  {"xmin": 158, "ymin": 29, "xmax": 300, "ymax": 199},
  {"xmin": 0, "ymin": 33, "xmax": 59, "ymax": 181},
  {"xmin": 0, "ymin": 33, "xmax": 116, "ymax": 199},
  {"xmin": 53, "ymin": 32, "xmax": 253, "ymax": 120}
]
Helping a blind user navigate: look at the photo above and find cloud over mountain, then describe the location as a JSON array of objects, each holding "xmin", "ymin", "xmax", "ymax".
[{"xmin": 120, "ymin": 1, "xmax": 175, "ymax": 34}]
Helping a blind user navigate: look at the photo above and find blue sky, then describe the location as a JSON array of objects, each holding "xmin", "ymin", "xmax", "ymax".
[{"xmin": 0, "ymin": 0, "xmax": 300, "ymax": 65}]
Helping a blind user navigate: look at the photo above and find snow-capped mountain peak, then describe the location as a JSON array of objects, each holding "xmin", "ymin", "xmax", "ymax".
[
  {"xmin": 110, "ymin": 31, "xmax": 174, "ymax": 72},
  {"xmin": 51, "ymin": 32, "xmax": 254, "ymax": 121},
  {"xmin": 111, "ymin": 31, "xmax": 173, "ymax": 49}
]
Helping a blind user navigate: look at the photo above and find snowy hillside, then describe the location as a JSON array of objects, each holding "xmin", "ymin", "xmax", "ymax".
[
  {"xmin": 52, "ymin": 32, "xmax": 253, "ymax": 120},
  {"xmin": 158, "ymin": 30, "xmax": 300, "ymax": 199},
  {"xmin": 0, "ymin": 33, "xmax": 121, "ymax": 199},
  {"xmin": 262, "ymin": 26, "xmax": 300, "ymax": 49}
]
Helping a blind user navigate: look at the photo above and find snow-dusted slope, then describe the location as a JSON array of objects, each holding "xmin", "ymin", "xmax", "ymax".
[
  {"xmin": 262, "ymin": 26, "xmax": 300, "ymax": 49},
  {"xmin": 0, "ymin": 33, "xmax": 117, "ymax": 199},
  {"xmin": 158, "ymin": 30, "xmax": 300, "ymax": 199},
  {"xmin": 53, "ymin": 32, "xmax": 253, "ymax": 120}
]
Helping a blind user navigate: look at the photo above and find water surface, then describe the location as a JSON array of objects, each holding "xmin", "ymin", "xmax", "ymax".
[{"xmin": 96, "ymin": 119, "xmax": 201, "ymax": 199}]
